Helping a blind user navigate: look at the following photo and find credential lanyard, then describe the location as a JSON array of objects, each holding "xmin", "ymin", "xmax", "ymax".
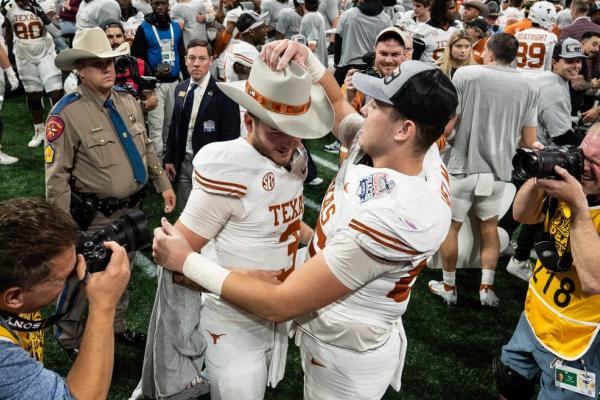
[{"xmin": 151, "ymin": 23, "xmax": 174, "ymax": 47}]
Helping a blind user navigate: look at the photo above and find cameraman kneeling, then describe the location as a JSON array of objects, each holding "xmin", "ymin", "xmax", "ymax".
[
  {"xmin": 0, "ymin": 198, "xmax": 130, "ymax": 400},
  {"xmin": 496, "ymin": 127, "xmax": 600, "ymax": 400}
]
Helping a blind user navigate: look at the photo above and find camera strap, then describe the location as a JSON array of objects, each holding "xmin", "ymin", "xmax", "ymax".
[
  {"xmin": 0, "ymin": 284, "xmax": 81, "ymax": 332},
  {"xmin": 534, "ymin": 198, "xmax": 573, "ymax": 273}
]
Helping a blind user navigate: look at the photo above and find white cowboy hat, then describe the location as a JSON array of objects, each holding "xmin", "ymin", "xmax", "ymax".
[
  {"xmin": 217, "ymin": 58, "xmax": 334, "ymax": 139},
  {"xmin": 55, "ymin": 27, "xmax": 130, "ymax": 71}
]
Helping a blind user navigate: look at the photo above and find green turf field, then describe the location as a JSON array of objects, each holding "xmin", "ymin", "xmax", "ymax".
[{"xmin": 0, "ymin": 94, "xmax": 528, "ymax": 399}]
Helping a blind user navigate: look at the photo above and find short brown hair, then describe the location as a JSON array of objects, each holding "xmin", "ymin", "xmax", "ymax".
[
  {"xmin": 187, "ymin": 39, "xmax": 213, "ymax": 57},
  {"xmin": 0, "ymin": 198, "xmax": 78, "ymax": 291},
  {"xmin": 413, "ymin": 0, "xmax": 432, "ymax": 7},
  {"xmin": 486, "ymin": 32, "xmax": 518, "ymax": 64}
]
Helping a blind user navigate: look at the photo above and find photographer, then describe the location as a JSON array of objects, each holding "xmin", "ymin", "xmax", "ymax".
[
  {"xmin": 104, "ymin": 20, "xmax": 158, "ymax": 113},
  {"xmin": 0, "ymin": 198, "xmax": 130, "ymax": 400},
  {"xmin": 343, "ymin": 27, "xmax": 408, "ymax": 111},
  {"xmin": 496, "ymin": 129, "xmax": 600, "ymax": 400}
]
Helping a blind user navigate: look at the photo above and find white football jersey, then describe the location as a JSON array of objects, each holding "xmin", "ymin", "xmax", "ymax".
[
  {"xmin": 298, "ymin": 136, "xmax": 452, "ymax": 351},
  {"xmin": 410, "ymin": 22, "xmax": 461, "ymax": 65},
  {"xmin": 515, "ymin": 27, "xmax": 557, "ymax": 71},
  {"xmin": 3, "ymin": 0, "xmax": 55, "ymax": 60},
  {"xmin": 123, "ymin": 13, "xmax": 144, "ymax": 41},
  {"xmin": 192, "ymin": 137, "xmax": 308, "ymax": 273}
]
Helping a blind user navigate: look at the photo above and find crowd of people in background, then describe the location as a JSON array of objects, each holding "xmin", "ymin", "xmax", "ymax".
[{"xmin": 1, "ymin": 0, "xmax": 600, "ymax": 397}]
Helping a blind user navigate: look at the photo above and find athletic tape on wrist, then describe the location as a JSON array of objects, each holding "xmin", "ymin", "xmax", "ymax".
[
  {"xmin": 305, "ymin": 49, "xmax": 326, "ymax": 83},
  {"xmin": 182, "ymin": 253, "xmax": 231, "ymax": 296}
]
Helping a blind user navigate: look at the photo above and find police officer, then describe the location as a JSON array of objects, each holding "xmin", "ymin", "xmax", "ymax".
[{"xmin": 45, "ymin": 27, "xmax": 176, "ymax": 359}]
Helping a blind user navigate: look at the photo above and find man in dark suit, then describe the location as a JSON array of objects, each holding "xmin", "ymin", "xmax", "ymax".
[{"xmin": 164, "ymin": 39, "xmax": 240, "ymax": 208}]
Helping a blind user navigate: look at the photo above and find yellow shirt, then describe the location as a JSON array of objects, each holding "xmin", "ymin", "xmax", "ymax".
[
  {"xmin": 0, "ymin": 311, "xmax": 45, "ymax": 361},
  {"xmin": 525, "ymin": 201, "xmax": 600, "ymax": 360}
]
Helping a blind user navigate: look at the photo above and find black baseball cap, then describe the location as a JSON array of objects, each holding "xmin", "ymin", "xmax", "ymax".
[{"xmin": 352, "ymin": 61, "xmax": 458, "ymax": 130}]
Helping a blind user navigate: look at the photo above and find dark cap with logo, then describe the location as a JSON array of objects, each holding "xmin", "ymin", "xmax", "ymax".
[
  {"xmin": 552, "ymin": 38, "xmax": 588, "ymax": 59},
  {"xmin": 352, "ymin": 60, "xmax": 458, "ymax": 131}
]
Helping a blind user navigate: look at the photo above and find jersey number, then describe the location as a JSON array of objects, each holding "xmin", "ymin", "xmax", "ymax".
[
  {"xmin": 386, "ymin": 260, "xmax": 427, "ymax": 303},
  {"xmin": 14, "ymin": 20, "xmax": 44, "ymax": 40},
  {"xmin": 516, "ymin": 42, "xmax": 546, "ymax": 69},
  {"xmin": 433, "ymin": 48, "xmax": 445, "ymax": 62},
  {"xmin": 532, "ymin": 264, "xmax": 576, "ymax": 308},
  {"xmin": 277, "ymin": 219, "xmax": 301, "ymax": 282}
]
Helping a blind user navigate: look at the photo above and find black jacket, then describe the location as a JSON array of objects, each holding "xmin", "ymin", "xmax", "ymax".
[{"xmin": 163, "ymin": 77, "xmax": 240, "ymax": 172}]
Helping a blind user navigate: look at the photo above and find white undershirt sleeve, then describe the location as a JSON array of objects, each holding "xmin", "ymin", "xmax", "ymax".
[
  {"xmin": 322, "ymin": 231, "xmax": 390, "ymax": 290},
  {"xmin": 178, "ymin": 188, "xmax": 245, "ymax": 240},
  {"xmin": 338, "ymin": 112, "xmax": 364, "ymax": 149}
]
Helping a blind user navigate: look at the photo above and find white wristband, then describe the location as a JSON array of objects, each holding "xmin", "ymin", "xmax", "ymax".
[
  {"xmin": 305, "ymin": 48, "xmax": 326, "ymax": 83},
  {"xmin": 182, "ymin": 253, "xmax": 231, "ymax": 296},
  {"xmin": 3, "ymin": 67, "xmax": 15, "ymax": 77}
]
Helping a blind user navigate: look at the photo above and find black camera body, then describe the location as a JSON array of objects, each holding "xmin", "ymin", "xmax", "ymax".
[
  {"xmin": 76, "ymin": 210, "xmax": 151, "ymax": 273},
  {"xmin": 512, "ymin": 145, "xmax": 584, "ymax": 181},
  {"xmin": 138, "ymin": 76, "xmax": 158, "ymax": 92},
  {"xmin": 114, "ymin": 55, "xmax": 131, "ymax": 75}
]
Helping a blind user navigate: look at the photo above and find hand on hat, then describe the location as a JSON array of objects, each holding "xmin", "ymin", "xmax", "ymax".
[{"xmin": 261, "ymin": 39, "xmax": 309, "ymax": 71}]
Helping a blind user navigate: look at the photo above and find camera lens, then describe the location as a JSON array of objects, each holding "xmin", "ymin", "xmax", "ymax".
[
  {"xmin": 105, "ymin": 209, "xmax": 151, "ymax": 253},
  {"xmin": 513, "ymin": 149, "xmax": 540, "ymax": 180}
]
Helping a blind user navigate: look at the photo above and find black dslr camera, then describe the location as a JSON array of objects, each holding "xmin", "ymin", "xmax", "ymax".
[
  {"xmin": 512, "ymin": 145, "xmax": 584, "ymax": 181},
  {"xmin": 114, "ymin": 55, "xmax": 131, "ymax": 75},
  {"xmin": 76, "ymin": 210, "xmax": 151, "ymax": 273}
]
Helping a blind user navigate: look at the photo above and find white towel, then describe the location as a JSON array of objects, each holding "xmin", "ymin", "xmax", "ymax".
[
  {"xmin": 267, "ymin": 321, "xmax": 291, "ymax": 387},
  {"xmin": 390, "ymin": 318, "xmax": 408, "ymax": 391}
]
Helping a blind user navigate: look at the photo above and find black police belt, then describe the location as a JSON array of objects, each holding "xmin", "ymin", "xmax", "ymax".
[{"xmin": 76, "ymin": 187, "xmax": 146, "ymax": 217}]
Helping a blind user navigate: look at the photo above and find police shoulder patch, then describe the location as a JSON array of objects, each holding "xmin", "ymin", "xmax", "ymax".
[
  {"xmin": 46, "ymin": 116, "xmax": 65, "ymax": 142},
  {"xmin": 44, "ymin": 144, "xmax": 55, "ymax": 164}
]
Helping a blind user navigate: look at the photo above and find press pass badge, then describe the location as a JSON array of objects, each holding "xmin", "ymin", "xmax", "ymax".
[
  {"xmin": 554, "ymin": 362, "xmax": 596, "ymax": 397},
  {"xmin": 160, "ymin": 39, "xmax": 175, "ymax": 66}
]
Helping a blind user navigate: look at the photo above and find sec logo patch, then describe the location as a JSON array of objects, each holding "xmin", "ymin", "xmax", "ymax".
[
  {"xmin": 262, "ymin": 172, "xmax": 275, "ymax": 191},
  {"xmin": 46, "ymin": 116, "xmax": 65, "ymax": 142}
]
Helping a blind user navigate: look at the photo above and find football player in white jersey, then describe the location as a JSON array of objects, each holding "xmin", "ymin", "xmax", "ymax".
[
  {"xmin": 409, "ymin": 0, "xmax": 461, "ymax": 64},
  {"xmin": 514, "ymin": 1, "xmax": 557, "ymax": 72},
  {"xmin": 397, "ymin": 0, "xmax": 430, "ymax": 29},
  {"xmin": 153, "ymin": 39, "xmax": 457, "ymax": 400},
  {"xmin": 139, "ymin": 58, "xmax": 332, "ymax": 400},
  {"xmin": 2, "ymin": 0, "xmax": 63, "ymax": 148},
  {"xmin": 0, "ymin": 22, "xmax": 20, "ymax": 164}
]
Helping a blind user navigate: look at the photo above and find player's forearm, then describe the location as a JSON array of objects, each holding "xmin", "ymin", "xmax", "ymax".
[
  {"xmin": 518, "ymin": 126, "xmax": 537, "ymax": 149},
  {"xmin": 66, "ymin": 307, "xmax": 115, "ymax": 400},
  {"xmin": 182, "ymin": 252, "xmax": 350, "ymax": 322},
  {"xmin": 570, "ymin": 205, "xmax": 600, "ymax": 294},
  {"xmin": 318, "ymin": 72, "xmax": 356, "ymax": 142},
  {"xmin": 0, "ymin": 45, "xmax": 11, "ymax": 69},
  {"xmin": 221, "ymin": 273, "xmax": 295, "ymax": 322}
]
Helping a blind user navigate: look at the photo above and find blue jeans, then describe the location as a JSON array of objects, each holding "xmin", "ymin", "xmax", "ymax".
[{"xmin": 501, "ymin": 312, "xmax": 600, "ymax": 399}]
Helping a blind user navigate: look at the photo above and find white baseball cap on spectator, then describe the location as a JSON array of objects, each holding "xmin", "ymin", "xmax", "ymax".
[
  {"xmin": 225, "ymin": 8, "xmax": 243, "ymax": 24},
  {"xmin": 236, "ymin": 10, "xmax": 269, "ymax": 34}
]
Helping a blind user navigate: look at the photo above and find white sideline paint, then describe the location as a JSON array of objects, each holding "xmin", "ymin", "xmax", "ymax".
[
  {"xmin": 135, "ymin": 252, "xmax": 158, "ymax": 277},
  {"xmin": 311, "ymin": 154, "xmax": 338, "ymax": 172},
  {"xmin": 304, "ymin": 197, "xmax": 321, "ymax": 212}
]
